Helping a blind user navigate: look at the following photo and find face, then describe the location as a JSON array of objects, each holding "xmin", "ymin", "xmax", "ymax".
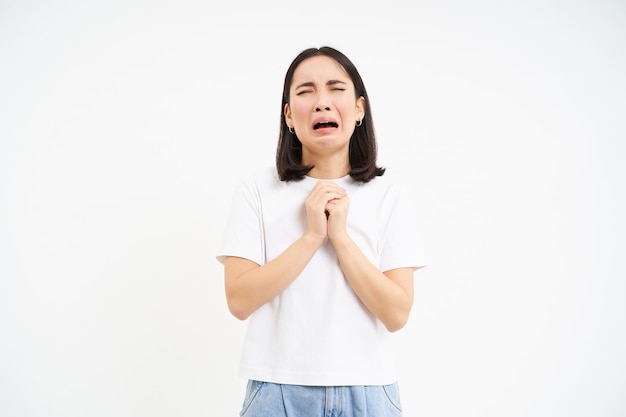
[{"xmin": 285, "ymin": 55, "xmax": 365, "ymax": 160}]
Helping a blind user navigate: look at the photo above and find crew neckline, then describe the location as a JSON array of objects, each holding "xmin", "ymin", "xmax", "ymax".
[{"xmin": 303, "ymin": 173, "xmax": 356, "ymax": 187}]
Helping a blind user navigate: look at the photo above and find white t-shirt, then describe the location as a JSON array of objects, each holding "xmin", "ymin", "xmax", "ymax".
[{"xmin": 217, "ymin": 167, "xmax": 426, "ymax": 386}]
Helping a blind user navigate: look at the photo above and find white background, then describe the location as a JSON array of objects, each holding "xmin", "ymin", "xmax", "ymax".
[{"xmin": 1, "ymin": 1, "xmax": 625, "ymax": 416}]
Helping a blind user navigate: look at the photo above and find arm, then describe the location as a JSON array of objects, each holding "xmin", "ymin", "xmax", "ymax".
[
  {"xmin": 332, "ymin": 235, "xmax": 414, "ymax": 332},
  {"xmin": 224, "ymin": 181, "xmax": 347, "ymax": 320},
  {"xmin": 224, "ymin": 233, "xmax": 324, "ymax": 320},
  {"xmin": 325, "ymin": 196, "xmax": 415, "ymax": 332}
]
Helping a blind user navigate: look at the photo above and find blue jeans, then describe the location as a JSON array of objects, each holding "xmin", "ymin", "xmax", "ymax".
[{"xmin": 240, "ymin": 380, "xmax": 403, "ymax": 417}]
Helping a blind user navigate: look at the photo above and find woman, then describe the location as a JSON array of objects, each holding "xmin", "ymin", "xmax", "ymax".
[{"xmin": 217, "ymin": 46, "xmax": 426, "ymax": 417}]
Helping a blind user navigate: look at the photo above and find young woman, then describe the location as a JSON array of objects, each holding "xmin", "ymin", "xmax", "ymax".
[{"xmin": 217, "ymin": 46, "xmax": 426, "ymax": 417}]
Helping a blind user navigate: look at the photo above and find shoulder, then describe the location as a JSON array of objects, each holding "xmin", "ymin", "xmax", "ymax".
[
  {"xmin": 232, "ymin": 166, "xmax": 293, "ymax": 202},
  {"xmin": 354, "ymin": 172, "xmax": 418, "ymax": 216},
  {"xmin": 236, "ymin": 166, "xmax": 280, "ymax": 188},
  {"xmin": 355, "ymin": 172, "xmax": 406, "ymax": 198}
]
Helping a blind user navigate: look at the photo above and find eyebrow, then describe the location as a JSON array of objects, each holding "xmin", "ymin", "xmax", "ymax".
[{"xmin": 295, "ymin": 80, "xmax": 347, "ymax": 89}]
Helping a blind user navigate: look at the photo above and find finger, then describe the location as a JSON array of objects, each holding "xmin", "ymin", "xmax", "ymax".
[
  {"xmin": 309, "ymin": 182, "xmax": 346, "ymax": 203},
  {"xmin": 325, "ymin": 195, "xmax": 349, "ymax": 214},
  {"xmin": 311, "ymin": 180, "xmax": 346, "ymax": 195}
]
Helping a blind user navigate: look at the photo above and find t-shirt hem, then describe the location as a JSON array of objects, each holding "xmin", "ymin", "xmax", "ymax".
[{"xmin": 238, "ymin": 366, "xmax": 398, "ymax": 387}]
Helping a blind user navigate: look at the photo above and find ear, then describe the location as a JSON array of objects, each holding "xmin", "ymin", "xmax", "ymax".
[
  {"xmin": 356, "ymin": 96, "xmax": 366, "ymax": 122},
  {"xmin": 284, "ymin": 103, "xmax": 293, "ymax": 128}
]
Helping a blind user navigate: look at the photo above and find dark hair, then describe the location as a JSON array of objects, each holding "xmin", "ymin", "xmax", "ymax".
[{"xmin": 276, "ymin": 46, "xmax": 385, "ymax": 182}]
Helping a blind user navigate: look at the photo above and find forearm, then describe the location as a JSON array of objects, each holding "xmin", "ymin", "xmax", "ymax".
[
  {"xmin": 331, "ymin": 235, "xmax": 414, "ymax": 332},
  {"xmin": 225, "ymin": 233, "xmax": 325, "ymax": 320}
]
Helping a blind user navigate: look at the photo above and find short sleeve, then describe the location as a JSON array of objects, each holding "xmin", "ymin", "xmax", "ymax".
[
  {"xmin": 379, "ymin": 185, "xmax": 427, "ymax": 272},
  {"xmin": 216, "ymin": 176, "xmax": 265, "ymax": 266}
]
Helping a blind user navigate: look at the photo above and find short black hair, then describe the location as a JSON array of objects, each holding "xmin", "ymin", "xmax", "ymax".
[{"xmin": 276, "ymin": 46, "xmax": 385, "ymax": 182}]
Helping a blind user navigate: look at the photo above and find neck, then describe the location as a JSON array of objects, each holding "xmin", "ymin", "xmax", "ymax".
[{"xmin": 303, "ymin": 152, "xmax": 350, "ymax": 180}]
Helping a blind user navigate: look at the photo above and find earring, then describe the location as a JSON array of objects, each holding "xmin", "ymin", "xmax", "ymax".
[
  {"xmin": 289, "ymin": 126, "xmax": 295, "ymax": 134},
  {"xmin": 356, "ymin": 119, "xmax": 363, "ymax": 127}
]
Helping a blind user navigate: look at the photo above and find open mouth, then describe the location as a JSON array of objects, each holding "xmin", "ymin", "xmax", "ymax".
[{"xmin": 313, "ymin": 121, "xmax": 339, "ymax": 130}]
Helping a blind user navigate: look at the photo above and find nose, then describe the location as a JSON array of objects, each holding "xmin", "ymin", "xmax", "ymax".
[{"xmin": 314, "ymin": 92, "xmax": 331, "ymax": 112}]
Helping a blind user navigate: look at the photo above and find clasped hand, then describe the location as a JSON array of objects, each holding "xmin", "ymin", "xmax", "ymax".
[{"xmin": 305, "ymin": 180, "xmax": 349, "ymax": 242}]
